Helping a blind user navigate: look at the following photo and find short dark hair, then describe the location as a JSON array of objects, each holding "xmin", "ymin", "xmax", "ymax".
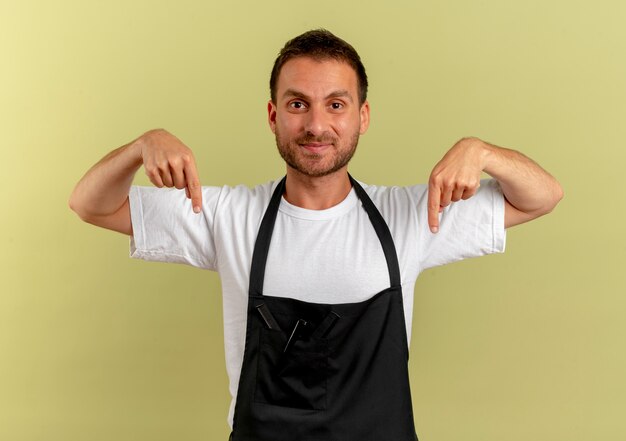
[{"xmin": 270, "ymin": 29, "xmax": 368, "ymax": 105}]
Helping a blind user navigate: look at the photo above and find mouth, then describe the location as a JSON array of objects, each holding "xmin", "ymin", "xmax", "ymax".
[{"xmin": 299, "ymin": 142, "xmax": 333, "ymax": 154}]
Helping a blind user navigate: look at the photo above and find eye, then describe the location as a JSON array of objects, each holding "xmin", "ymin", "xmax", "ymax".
[
  {"xmin": 289, "ymin": 101, "xmax": 306, "ymax": 110},
  {"xmin": 330, "ymin": 102, "xmax": 344, "ymax": 110}
]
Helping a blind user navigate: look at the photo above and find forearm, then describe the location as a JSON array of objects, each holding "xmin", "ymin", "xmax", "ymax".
[
  {"xmin": 69, "ymin": 136, "xmax": 143, "ymax": 221},
  {"xmin": 479, "ymin": 138, "xmax": 563, "ymax": 216}
]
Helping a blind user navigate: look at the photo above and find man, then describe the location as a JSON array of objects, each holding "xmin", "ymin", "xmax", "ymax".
[{"xmin": 69, "ymin": 29, "xmax": 562, "ymax": 441}]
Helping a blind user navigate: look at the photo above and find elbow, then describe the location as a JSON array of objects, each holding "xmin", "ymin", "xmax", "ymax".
[
  {"xmin": 68, "ymin": 191, "xmax": 92, "ymax": 223},
  {"xmin": 527, "ymin": 180, "xmax": 564, "ymax": 219},
  {"xmin": 540, "ymin": 179, "xmax": 564, "ymax": 216},
  {"xmin": 550, "ymin": 179, "xmax": 564, "ymax": 212},
  {"xmin": 68, "ymin": 192, "xmax": 80, "ymax": 217},
  {"xmin": 68, "ymin": 191, "xmax": 78, "ymax": 213},
  {"xmin": 68, "ymin": 198, "xmax": 87, "ymax": 222}
]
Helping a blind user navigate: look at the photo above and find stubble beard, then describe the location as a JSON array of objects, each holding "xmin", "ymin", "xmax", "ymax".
[{"xmin": 275, "ymin": 129, "xmax": 360, "ymax": 178}]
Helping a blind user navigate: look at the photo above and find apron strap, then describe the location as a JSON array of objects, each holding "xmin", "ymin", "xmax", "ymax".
[
  {"xmin": 349, "ymin": 175, "xmax": 402, "ymax": 288},
  {"xmin": 248, "ymin": 175, "xmax": 402, "ymax": 297},
  {"xmin": 248, "ymin": 177, "xmax": 286, "ymax": 297}
]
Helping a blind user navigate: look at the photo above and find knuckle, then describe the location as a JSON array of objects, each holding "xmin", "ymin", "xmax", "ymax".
[
  {"xmin": 442, "ymin": 177, "xmax": 455, "ymax": 188},
  {"xmin": 455, "ymin": 181, "xmax": 469, "ymax": 191},
  {"xmin": 463, "ymin": 188, "xmax": 478, "ymax": 199},
  {"xmin": 156, "ymin": 160, "xmax": 169, "ymax": 171},
  {"xmin": 145, "ymin": 167, "xmax": 158, "ymax": 178},
  {"xmin": 464, "ymin": 177, "xmax": 478, "ymax": 188},
  {"xmin": 181, "ymin": 153, "xmax": 193, "ymax": 164},
  {"xmin": 168, "ymin": 156, "xmax": 182, "ymax": 168},
  {"xmin": 431, "ymin": 173, "xmax": 448, "ymax": 187},
  {"xmin": 429, "ymin": 173, "xmax": 442, "ymax": 185}
]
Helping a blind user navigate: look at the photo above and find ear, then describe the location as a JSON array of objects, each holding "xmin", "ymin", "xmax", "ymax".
[
  {"xmin": 359, "ymin": 100, "xmax": 370, "ymax": 135},
  {"xmin": 268, "ymin": 100, "xmax": 277, "ymax": 134}
]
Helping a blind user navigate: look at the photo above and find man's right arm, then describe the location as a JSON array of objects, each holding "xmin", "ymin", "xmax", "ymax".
[{"xmin": 68, "ymin": 129, "xmax": 202, "ymax": 236}]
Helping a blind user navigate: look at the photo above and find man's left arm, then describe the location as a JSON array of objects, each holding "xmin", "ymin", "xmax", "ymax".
[{"xmin": 427, "ymin": 137, "xmax": 564, "ymax": 233}]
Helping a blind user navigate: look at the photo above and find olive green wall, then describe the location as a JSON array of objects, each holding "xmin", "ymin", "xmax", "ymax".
[{"xmin": 2, "ymin": 0, "xmax": 624, "ymax": 440}]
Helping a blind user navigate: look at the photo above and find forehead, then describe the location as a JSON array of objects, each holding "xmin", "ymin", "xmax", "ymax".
[{"xmin": 276, "ymin": 57, "xmax": 359, "ymax": 100}]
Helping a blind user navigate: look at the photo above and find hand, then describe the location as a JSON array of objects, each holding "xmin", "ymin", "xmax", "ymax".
[
  {"xmin": 139, "ymin": 129, "xmax": 202, "ymax": 213},
  {"xmin": 427, "ymin": 137, "xmax": 487, "ymax": 233}
]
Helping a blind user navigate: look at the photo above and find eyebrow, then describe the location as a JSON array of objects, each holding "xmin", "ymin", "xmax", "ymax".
[{"xmin": 282, "ymin": 88, "xmax": 354, "ymax": 103}]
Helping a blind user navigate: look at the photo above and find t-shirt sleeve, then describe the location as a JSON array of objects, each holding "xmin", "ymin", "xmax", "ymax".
[
  {"xmin": 410, "ymin": 178, "xmax": 506, "ymax": 272},
  {"xmin": 128, "ymin": 185, "xmax": 223, "ymax": 271}
]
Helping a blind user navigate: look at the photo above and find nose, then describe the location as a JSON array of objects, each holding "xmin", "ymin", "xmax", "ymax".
[{"xmin": 303, "ymin": 105, "xmax": 329, "ymax": 137}]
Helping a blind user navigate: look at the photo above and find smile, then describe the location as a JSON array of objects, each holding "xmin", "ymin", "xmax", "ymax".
[{"xmin": 300, "ymin": 143, "xmax": 333, "ymax": 153}]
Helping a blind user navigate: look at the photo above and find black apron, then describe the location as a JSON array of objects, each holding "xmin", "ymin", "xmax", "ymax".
[{"xmin": 230, "ymin": 176, "xmax": 418, "ymax": 441}]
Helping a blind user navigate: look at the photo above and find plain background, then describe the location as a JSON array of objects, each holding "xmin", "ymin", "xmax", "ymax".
[{"xmin": 2, "ymin": 0, "xmax": 625, "ymax": 440}]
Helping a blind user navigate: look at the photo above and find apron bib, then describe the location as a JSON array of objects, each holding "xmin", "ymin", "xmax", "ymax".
[{"xmin": 230, "ymin": 176, "xmax": 418, "ymax": 441}]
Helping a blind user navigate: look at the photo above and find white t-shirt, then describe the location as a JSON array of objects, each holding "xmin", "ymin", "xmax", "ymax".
[{"xmin": 128, "ymin": 178, "xmax": 506, "ymax": 427}]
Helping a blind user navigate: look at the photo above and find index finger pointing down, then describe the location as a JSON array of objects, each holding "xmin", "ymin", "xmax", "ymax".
[
  {"xmin": 183, "ymin": 161, "xmax": 202, "ymax": 213},
  {"xmin": 427, "ymin": 183, "xmax": 441, "ymax": 234}
]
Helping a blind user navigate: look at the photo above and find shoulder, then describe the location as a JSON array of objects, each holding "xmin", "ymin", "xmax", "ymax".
[
  {"xmin": 358, "ymin": 181, "xmax": 428, "ymax": 209},
  {"xmin": 205, "ymin": 180, "xmax": 285, "ymax": 236},
  {"xmin": 215, "ymin": 180, "xmax": 278, "ymax": 211},
  {"xmin": 355, "ymin": 182, "xmax": 427, "ymax": 236}
]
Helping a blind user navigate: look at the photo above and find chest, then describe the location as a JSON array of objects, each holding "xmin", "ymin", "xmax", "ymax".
[{"xmin": 263, "ymin": 211, "xmax": 390, "ymax": 303}]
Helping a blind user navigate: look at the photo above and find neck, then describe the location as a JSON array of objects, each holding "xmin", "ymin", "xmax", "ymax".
[{"xmin": 283, "ymin": 168, "xmax": 352, "ymax": 210}]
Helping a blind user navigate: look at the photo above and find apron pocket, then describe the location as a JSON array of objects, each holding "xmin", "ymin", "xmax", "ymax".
[{"xmin": 254, "ymin": 328, "xmax": 329, "ymax": 410}]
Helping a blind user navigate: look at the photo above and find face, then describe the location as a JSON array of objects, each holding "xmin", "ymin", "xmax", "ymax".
[{"xmin": 268, "ymin": 57, "xmax": 370, "ymax": 178}]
